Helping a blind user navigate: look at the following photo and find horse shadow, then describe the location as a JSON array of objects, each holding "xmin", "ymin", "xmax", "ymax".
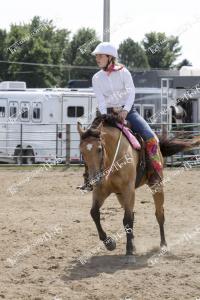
[{"xmin": 61, "ymin": 247, "xmax": 179, "ymax": 282}]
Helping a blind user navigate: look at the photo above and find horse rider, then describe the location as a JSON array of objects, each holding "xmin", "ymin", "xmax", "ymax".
[{"xmin": 79, "ymin": 42, "xmax": 163, "ymax": 191}]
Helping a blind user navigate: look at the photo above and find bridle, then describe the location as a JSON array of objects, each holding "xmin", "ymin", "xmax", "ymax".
[
  {"xmin": 82, "ymin": 122, "xmax": 123, "ymax": 185},
  {"xmin": 85, "ymin": 136, "xmax": 105, "ymax": 185}
]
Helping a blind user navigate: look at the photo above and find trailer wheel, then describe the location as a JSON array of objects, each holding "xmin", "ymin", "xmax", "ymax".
[
  {"xmin": 24, "ymin": 147, "xmax": 35, "ymax": 165},
  {"xmin": 14, "ymin": 146, "xmax": 24, "ymax": 165}
]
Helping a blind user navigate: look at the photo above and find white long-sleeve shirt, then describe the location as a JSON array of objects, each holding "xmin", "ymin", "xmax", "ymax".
[{"xmin": 92, "ymin": 67, "xmax": 135, "ymax": 114}]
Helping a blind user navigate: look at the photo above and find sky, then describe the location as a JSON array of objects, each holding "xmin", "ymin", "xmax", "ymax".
[{"xmin": 1, "ymin": 0, "xmax": 200, "ymax": 67}]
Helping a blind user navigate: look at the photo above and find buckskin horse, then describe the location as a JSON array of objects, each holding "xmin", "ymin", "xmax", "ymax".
[{"xmin": 77, "ymin": 115, "xmax": 200, "ymax": 261}]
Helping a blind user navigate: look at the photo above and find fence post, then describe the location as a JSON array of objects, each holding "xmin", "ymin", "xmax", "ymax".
[
  {"xmin": 66, "ymin": 124, "xmax": 70, "ymax": 166},
  {"xmin": 56, "ymin": 124, "xmax": 58, "ymax": 160},
  {"xmin": 20, "ymin": 124, "xmax": 23, "ymax": 165},
  {"xmin": 161, "ymin": 124, "xmax": 168, "ymax": 139},
  {"xmin": 161, "ymin": 124, "xmax": 168, "ymax": 167}
]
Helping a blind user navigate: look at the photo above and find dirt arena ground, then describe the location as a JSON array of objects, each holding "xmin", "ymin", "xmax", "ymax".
[{"xmin": 0, "ymin": 166, "xmax": 199, "ymax": 300}]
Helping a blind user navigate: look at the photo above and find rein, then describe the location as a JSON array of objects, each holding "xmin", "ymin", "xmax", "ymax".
[{"xmin": 105, "ymin": 128, "xmax": 123, "ymax": 180}]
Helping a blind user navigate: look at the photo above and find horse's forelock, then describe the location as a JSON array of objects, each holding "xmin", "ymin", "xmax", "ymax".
[{"xmin": 81, "ymin": 128, "xmax": 101, "ymax": 140}]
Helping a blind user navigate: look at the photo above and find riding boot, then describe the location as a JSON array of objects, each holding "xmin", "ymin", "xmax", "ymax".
[
  {"xmin": 145, "ymin": 137, "xmax": 163, "ymax": 193},
  {"xmin": 77, "ymin": 163, "xmax": 93, "ymax": 191}
]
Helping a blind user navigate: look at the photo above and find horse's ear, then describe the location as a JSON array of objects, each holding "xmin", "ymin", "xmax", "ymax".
[{"xmin": 77, "ymin": 122, "xmax": 84, "ymax": 137}]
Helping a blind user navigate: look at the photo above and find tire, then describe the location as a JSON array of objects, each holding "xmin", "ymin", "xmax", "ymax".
[
  {"xmin": 24, "ymin": 147, "xmax": 35, "ymax": 165},
  {"xmin": 14, "ymin": 146, "xmax": 23, "ymax": 165}
]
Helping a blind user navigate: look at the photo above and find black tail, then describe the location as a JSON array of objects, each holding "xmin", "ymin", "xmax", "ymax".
[{"xmin": 159, "ymin": 136, "xmax": 200, "ymax": 157}]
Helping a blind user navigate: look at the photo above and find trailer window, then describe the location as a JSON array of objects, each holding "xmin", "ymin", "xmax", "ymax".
[
  {"xmin": 0, "ymin": 106, "xmax": 5, "ymax": 117},
  {"xmin": 10, "ymin": 106, "xmax": 17, "ymax": 118},
  {"xmin": 67, "ymin": 106, "xmax": 84, "ymax": 117},
  {"xmin": 32, "ymin": 102, "xmax": 42, "ymax": 122},
  {"xmin": 21, "ymin": 107, "xmax": 29, "ymax": 119},
  {"xmin": 33, "ymin": 107, "xmax": 40, "ymax": 119},
  {"xmin": 20, "ymin": 102, "xmax": 30, "ymax": 121},
  {"xmin": 144, "ymin": 108, "xmax": 153, "ymax": 120},
  {"xmin": 143, "ymin": 105, "xmax": 155, "ymax": 122}
]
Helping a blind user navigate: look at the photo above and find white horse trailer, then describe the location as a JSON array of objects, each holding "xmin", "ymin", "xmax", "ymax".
[{"xmin": 0, "ymin": 81, "xmax": 97, "ymax": 164}]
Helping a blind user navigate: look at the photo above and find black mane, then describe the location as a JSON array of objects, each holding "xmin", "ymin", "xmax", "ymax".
[
  {"xmin": 81, "ymin": 114, "xmax": 119, "ymax": 140},
  {"xmin": 81, "ymin": 128, "xmax": 101, "ymax": 140},
  {"xmin": 99, "ymin": 114, "xmax": 119, "ymax": 127}
]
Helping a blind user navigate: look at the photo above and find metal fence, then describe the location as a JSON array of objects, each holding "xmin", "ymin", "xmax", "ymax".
[
  {"xmin": 151, "ymin": 123, "xmax": 200, "ymax": 167},
  {"xmin": 0, "ymin": 123, "xmax": 71, "ymax": 165},
  {"xmin": 0, "ymin": 122, "xmax": 199, "ymax": 167}
]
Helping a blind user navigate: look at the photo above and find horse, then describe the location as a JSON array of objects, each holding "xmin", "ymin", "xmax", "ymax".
[{"xmin": 77, "ymin": 115, "xmax": 200, "ymax": 261}]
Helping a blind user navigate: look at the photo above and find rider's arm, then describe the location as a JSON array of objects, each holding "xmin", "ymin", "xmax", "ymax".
[
  {"xmin": 92, "ymin": 75, "xmax": 107, "ymax": 114},
  {"xmin": 122, "ymin": 68, "xmax": 135, "ymax": 112}
]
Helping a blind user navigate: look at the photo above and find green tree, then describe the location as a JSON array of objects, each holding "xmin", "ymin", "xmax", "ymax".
[
  {"xmin": 142, "ymin": 32, "xmax": 182, "ymax": 68},
  {"xmin": 62, "ymin": 27, "xmax": 100, "ymax": 85},
  {"xmin": 6, "ymin": 16, "xmax": 70, "ymax": 87},
  {"xmin": 0, "ymin": 29, "xmax": 9, "ymax": 81},
  {"xmin": 176, "ymin": 58, "xmax": 192, "ymax": 70},
  {"xmin": 118, "ymin": 38, "xmax": 149, "ymax": 69}
]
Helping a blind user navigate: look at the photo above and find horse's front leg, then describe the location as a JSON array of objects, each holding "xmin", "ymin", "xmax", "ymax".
[
  {"xmin": 123, "ymin": 209, "xmax": 135, "ymax": 256},
  {"xmin": 90, "ymin": 191, "xmax": 116, "ymax": 251},
  {"xmin": 117, "ymin": 189, "xmax": 136, "ymax": 256}
]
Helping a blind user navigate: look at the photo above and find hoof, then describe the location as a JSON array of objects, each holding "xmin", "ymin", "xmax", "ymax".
[
  {"xmin": 103, "ymin": 236, "xmax": 116, "ymax": 251},
  {"xmin": 125, "ymin": 254, "xmax": 136, "ymax": 264},
  {"xmin": 160, "ymin": 245, "xmax": 169, "ymax": 254},
  {"xmin": 76, "ymin": 185, "xmax": 93, "ymax": 192}
]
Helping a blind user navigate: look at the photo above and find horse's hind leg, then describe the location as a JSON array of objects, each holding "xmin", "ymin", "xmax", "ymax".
[
  {"xmin": 152, "ymin": 187, "xmax": 167, "ymax": 248},
  {"xmin": 90, "ymin": 191, "xmax": 116, "ymax": 251}
]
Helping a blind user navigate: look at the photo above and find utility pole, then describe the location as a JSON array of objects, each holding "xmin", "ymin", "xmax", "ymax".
[{"xmin": 103, "ymin": 0, "xmax": 110, "ymax": 42}]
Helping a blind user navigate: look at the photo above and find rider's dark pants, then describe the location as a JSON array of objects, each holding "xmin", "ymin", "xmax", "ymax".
[{"xmin": 126, "ymin": 106, "xmax": 162, "ymax": 176}]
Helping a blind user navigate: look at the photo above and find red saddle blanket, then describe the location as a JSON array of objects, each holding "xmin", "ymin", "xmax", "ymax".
[{"xmin": 116, "ymin": 123, "xmax": 141, "ymax": 150}]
